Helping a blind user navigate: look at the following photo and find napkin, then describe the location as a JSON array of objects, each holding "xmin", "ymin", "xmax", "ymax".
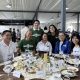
[
  {"xmin": 13, "ymin": 70, "xmax": 21, "ymax": 78},
  {"xmin": 36, "ymin": 71, "xmax": 46, "ymax": 78}
]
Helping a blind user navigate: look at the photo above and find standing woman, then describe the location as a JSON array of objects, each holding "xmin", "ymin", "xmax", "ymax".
[
  {"xmin": 71, "ymin": 33, "xmax": 80, "ymax": 56},
  {"xmin": 48, "ymin": 25, "xmax": 59, "ymax": 53}
]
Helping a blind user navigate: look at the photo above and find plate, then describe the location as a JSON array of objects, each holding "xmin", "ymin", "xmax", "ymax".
[
  {"xmin": 28, "ymin": 68, "xmax": 36, "ymax": 74},
  {"xmin": 49, "ymin": 76, "xmax": 63, "ymax": 80},
  {"xmin": 66, "ymin": 58, "xmax": 80, "ymax": 65},
  {"xmin": 53, "ymin": 54, "xmax": 65, "ymax": 59},
  {"xmin": 3, "ymin": 65, "xmax": 13, "ymax": 73},
  {"xmin": 67, "ymin": 66, "xmax": 79, "ymax": 72},
  {"xmin": 61, "ymin": 69, "xmax": 76, "ymax": 77},
  {"xmin": 30, "ymin": 78, "xmax": 45, "ymax": 80}
]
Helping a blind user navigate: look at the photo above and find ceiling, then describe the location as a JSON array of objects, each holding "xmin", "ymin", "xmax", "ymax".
[{"xmin": 0, "ymin": 0, "xmax": 80, "ymax": 23}]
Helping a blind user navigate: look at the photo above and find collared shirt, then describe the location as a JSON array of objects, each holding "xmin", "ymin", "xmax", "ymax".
[
  {"xmin": 72, "ymin": 46, "xmax": 80, "ymax": 56},
  {"xmin": 59, "ymin": 42, "xmax": 63, "ymax": 52},
  {"xmin": 33, "ymin": 27, "xmax": 40, "ymax": 31},
  {"xmin": 36, "ymin": 41, "xmax": 52, "ymax": 55},
  {"xmin": 0, "ymin": 41, "xmax": 16, "ymax": 62},
  {"xmin": 32, "ymin": 27, "xmax": 41, "ymax": 37},
  {"xmin": 59, "ymin": 42, "xmax": 63, "ymax": 54}
]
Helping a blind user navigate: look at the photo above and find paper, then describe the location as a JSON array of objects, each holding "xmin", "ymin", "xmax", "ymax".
[
  {"xmin": 13, "ymin": 71, "xmax": 21, "ymax": 78},
  {"xmin": 36, "ymin": 70, "xmax": 46, "ymax": 78}
]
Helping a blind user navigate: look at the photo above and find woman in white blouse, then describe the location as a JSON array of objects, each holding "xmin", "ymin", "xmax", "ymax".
[
  {"xmin": 71, "ymin": 33, "xmax": 80, "ymax": 56},
  {"xmin": 36, "ymin": 33, "xmax": 52, "ymax": 56}
]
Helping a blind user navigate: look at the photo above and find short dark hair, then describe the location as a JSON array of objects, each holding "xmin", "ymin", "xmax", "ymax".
[
  {"xmin": 2, "ymin": 30, "xmax": 11, "ymax": 36},
  {"xmin": 33, "ymin": 20, "xmax": 40, "ymax": 24},
  {"xmin": 41, "ymin": 32, "xmax": 48, "ymax": 40},
  {"xmin": 59, "ymin": 31, "xmax": 66, "ymax": 36}
]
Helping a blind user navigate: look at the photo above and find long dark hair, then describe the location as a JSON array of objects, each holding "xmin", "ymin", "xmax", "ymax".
[
  {"xmin": 71, "ymin": 32, "xmax": 80, "ymax": 50},
  {"xmin": 49, "ymin": 24, "xmax": 59, "ymax": 36}
]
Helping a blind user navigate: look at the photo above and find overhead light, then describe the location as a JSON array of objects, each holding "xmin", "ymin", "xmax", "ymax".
[
  {"xmin": 51, "ymin": 19, "xmax": 54, "ymax": 20},
  {"xmin": 6, "ymin": 4, "xmax": 12, "ymax": 8},
  {"xmin": 66, "ymin": 7, "xmax": 69, "ymax": 10}
]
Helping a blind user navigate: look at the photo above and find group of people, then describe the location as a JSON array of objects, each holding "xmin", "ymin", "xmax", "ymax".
[
  {"xmin": 9, "ymin": 28, "xmax": 21, "ymax": 42},
  {"xmin": 0, "ymin": 20, "xmax": 80, "ymax": 63}
]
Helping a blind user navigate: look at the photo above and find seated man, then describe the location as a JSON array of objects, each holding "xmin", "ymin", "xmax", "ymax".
[
  {"xmin": 0, "ymin": 30, "xmax": 16, "ymax": 63},
  {"xmin": 54, "ymin": 32, "xmax": 71, "ymax": 54}
]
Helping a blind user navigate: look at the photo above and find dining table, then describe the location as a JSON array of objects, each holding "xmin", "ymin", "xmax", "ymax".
[{"xmin": 0, "ymin": 53, "xmax": 80, "ymax": 80}]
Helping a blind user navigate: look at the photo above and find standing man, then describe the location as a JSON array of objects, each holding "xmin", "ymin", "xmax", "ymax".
[
  {"xmin": 16, "ymin": 29, "xmax": 21, "ymax": 41},
  {"xmin": 30, "ymin": 20, "xmax": 44, "ymax": 46},
  {"xmin": 12, "ymin": 28, "xmax": 16, "ymax": 42}
]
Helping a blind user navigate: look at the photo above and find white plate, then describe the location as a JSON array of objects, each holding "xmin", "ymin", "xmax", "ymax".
[
  {"xmin": 66, "ymin": 58, "xmax": 80, "ymax": 65},
  {"xmin": 61, "ymin": 70, "xmax": 76, "ymax": 77},
  {"xmin": 67, "ymin": 66, "xmax": 79, "ymax": 72},
  {"xmin": 13, "ymin": 56, "xmax": 23, "ymax": 61},
  {"xmin": 53, "ymin": 54, "xmax": 65, "ymax": 59},
  {"xmin": 3, "ymin": 65, "xmax": 14, "ymax": 73}
]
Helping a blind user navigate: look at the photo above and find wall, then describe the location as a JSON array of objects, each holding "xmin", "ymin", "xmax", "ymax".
[{"xmin": 0, "ymin": 25, "xmax": 25, "ymax": 33}]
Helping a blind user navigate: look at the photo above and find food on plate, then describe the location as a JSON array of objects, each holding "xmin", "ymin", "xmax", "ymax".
[
  {"xmin": 66, "ymin": 58, "xmax": 80, "ymax": 65},
  {"xmin": 13, "ymin": 60, "xmax": 25, "ymax": 70},
  {"xmin": 61, "ymin": 69, "xmax": 76, "ymax": 77},
  {"xmin": 67, "ymin": 66, "xmax": 79, "ymax": 72}
]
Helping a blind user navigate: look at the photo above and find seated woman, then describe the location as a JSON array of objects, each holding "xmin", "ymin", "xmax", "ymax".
[
  {"xmin": 54, "ymin": 32, "xmax": 71, "ymax": 54},
  {"xmin": 0, "ymin": 30, "xmax": 16, "ymax": 63},
  {"xmin": 36, "ymin": 33, "xmax": 52, "ymax": 56},
  {"xmin": 18, "ymin": 30, "xmax": 36, "ymax": 55},
  {"xmin": 71, "ymin": 33, "xmax": 80, "ymax": 56}
]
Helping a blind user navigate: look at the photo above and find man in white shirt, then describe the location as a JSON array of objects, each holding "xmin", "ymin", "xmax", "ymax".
[{"xmin": 0, "ymin": 30, "xmax": 16, "ymax": 63}]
